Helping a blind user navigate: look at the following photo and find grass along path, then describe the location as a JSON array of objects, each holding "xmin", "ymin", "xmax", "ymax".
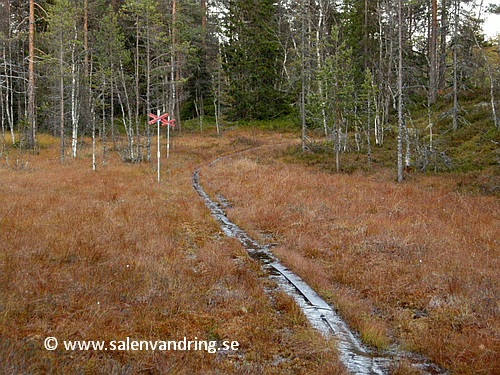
[
  {"xmin": 195, "ymin": 148, "xmax": 451, "ymax": 374},
  {"xmin": 200, "ymin": 140, "xmax": 499, "ymax": 374},
  {"xmin": 0, "ymin": 131, "xmax": 346, "ymax": 374}
]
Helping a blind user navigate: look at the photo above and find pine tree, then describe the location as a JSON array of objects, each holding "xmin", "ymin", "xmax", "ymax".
[
  {"xmin": 316, "ymin": 26, "xmax": 356, "ymax": 173},
  {"xmin": 44, "ymin": 0, "xmax": 84, "ymax": 160},
  {"xmin": 95, "ymin": 4, "xmax": 135, "ymax": 162},
  {"xmin": 221, "ymin": 0, "xmax": 288, "ymax": 120}
]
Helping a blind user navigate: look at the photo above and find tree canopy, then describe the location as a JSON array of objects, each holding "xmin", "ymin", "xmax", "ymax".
[{"xmin": 1, "ymin": 0, "xmax": 498, "ymax": 172}]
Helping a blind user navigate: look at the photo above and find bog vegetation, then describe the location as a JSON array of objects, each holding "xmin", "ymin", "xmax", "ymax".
[
  {"xmin": 0, "ymin": 131, "xmax": 348, "ymax": 374},
  {"xmin": 201, "ymin": 135, "xmax": 499, "ymax": 374},
  {"xmin": 0, "ymin": 115, "xmax": 498, "ymax": 373}
]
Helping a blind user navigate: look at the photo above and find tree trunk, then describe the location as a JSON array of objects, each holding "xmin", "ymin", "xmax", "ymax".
[
  {"xmin": 27, "ymin": 0, "xmax": 36, "ymax": 150},
  {"xmin": 102, "ymin": 78, "xmax": 107, "ymax": 164},
  {"xmin": 438, "ymin": 0, "xmax": 448, "ymax": 89},
  {"xmin": 170, "ymin": 0, "xmax": 177, "ymax": 137},
  {"xmin": 146, "ymin": 17, "xmax": 152, "ymax": 162},
  {"xmin": 135, "ymin": 15, "xmax": 141, "ymax": 161},
  {"xmin": 301, "ymin": 0, "xmax": 307, "ymax": 152},
  {"xmin": 2, "ymin": 0, "xmax": 15, "ymax": 145},
  {"xmin": 429, "ymin": 0, "xmax": 438, "ymax": 104},
  {"xmin": 59, "ymin": 37, "xmax": 65, "ymax": 163},
  {"xmin": 2, "ymin": 44, "xmax": 15, "ymax": 145},
  {"xmin": 84, "ymin": 0, "xmax": 89, "ymax": 79},
  {"xmin": 213, "ymin": 45, "xmax": 222, "ymax": 137},
  {"xmin": 474, "ymin": 1, "xmax": 499, "ymax": 129},
  {"xmin": 201, "ymin": 0, "xmax": 207, "ymax": 44},
  {"xmin": 119, "ymin": 59, "xmax": 134, "ymax": 160},
  {"xmin": 316, "ymin": 0, "xmax": 328, "ymax": 137},
  {"xmin": 364, "ymin": 0, "xmax": 369, "ymax": 68},
  {"xmin": 111, "ymin": 64, "xmax": 115, "ymax": 144},
  {"xmin": 71, "ymin": 24, "xmax": 80, "ymax": 158},
  {"xmin": 452, "ymin": 0, "xmax": 458, "ymax": 130},
  {"xmin": 405, "ymin": 117, "xmax": 411, "ymax": 168},
  {"xmin": 397, "ymin": 0, "xmax": 404, "ymax": 182}
]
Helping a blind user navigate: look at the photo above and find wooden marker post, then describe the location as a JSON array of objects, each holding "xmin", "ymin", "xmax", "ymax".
[
  {"xmin": 148, "ymin": 111, "xmax": 175, "ymax": 183},
  {"xmin": 157, "ymin": 110, "xmax": 161, "ymax": 183}
]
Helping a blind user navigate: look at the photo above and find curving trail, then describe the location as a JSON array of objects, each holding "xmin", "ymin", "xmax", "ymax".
[{"xmin": 193, "ymin": 149, "xmax": 448, "ymax": 375}]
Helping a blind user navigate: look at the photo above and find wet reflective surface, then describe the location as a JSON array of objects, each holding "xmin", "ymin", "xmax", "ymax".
[{"xmin": 193, "ymin": 168, "xmax": 447, "ymax": 375}]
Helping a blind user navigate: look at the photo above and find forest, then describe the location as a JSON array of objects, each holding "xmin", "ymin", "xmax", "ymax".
[{"xmin": 0, "ymin": 0, "xmax": 499, "ymax": 178}]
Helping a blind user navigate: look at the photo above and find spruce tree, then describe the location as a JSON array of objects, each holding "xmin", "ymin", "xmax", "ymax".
[{"xmin": 221, "ymin": 0, "xmax": 288, "ymax": 120}]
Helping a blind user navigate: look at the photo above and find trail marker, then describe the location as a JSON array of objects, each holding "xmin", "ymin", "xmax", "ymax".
[
  {"xmin": 148, "ymin": 112, "xmax": 169, "ymax": 126},
  {"xmin": 148, "ymin": 111, "xmax": 175, "ymax": 183}
]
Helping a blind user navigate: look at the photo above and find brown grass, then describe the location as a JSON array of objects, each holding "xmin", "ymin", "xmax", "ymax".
[
  {"xmin": 0, "ymin": 131, "xmax": 346, "ymax": 374},
  {"xmin": 201, "ymin": 142, "xmax": 500, "ymax": 374}
]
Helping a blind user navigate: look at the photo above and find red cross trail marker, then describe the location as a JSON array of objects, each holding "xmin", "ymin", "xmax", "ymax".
[
  {"xmin": 164, "ymin": 119, "xmax": 175, "ymax": 127},
  {"xmin": 148, "ymin": 111, "xmax": 175, "ymax": 183},
  {"xmin": 148, "ymin": 112, "xmax": 169, "ymax": 125}
]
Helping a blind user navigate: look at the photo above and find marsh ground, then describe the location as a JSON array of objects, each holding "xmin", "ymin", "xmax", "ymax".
[{"xmin": 1, "ymin": 128, "xmax": 498, "ymax": 374}]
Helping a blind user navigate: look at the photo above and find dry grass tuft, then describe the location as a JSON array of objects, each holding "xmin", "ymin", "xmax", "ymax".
[
  {"xmin": 0, "ymin": 131, "xmax": 345, "ymax": 373},
  {"xmin": 202, "ymin": 140, "xmax": 500, "ymax": 374}
]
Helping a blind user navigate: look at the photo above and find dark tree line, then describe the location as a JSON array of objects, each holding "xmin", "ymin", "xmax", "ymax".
[{"xmin": 0, "ymin": 0, "xmax": 498, "ymax": 174}]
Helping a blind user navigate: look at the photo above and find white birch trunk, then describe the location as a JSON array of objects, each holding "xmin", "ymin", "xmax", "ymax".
[
  {"xmin": 146, "ymin": 17, "xmax": 151, "ymax": 162},
  {"xmin": 71, "ymin": 25, "xmax": 80, "ymax": 158},
  {"xmin": 28, "ymin": 0, "xmax": 36, "ymax": 149},
  {"xmin": 102, "ymin": 77, "xmax": 107, "ymax": 164},
  {"xmin": 300, "ymin": 0, "xmax": 307, "ymax": 152},
  {"xmin": 405, "ymin": 124, "xmax": 411, "ymax": 168},
  {"xmin": 316, "ymin": 0, "xmax": 328, "ymax": 137},
  {"xmin": 119, "ymin": 59, "xmax": 134, "ymax": 160},
  {"xmin": 452, "ymin": 0, "xmax": 459, "ymax": 131},
  {"xmin": 397, "ymin": 0, "xmax": 404, "ymax": 182},
  {"xmin": 134, "ymin": 15, "xmax": 141, "ymax": 161},
  {"xmin": 170, "ymin": 0, "xmax": 177, "ymax": 134},
  {"xmin": 59, "ymin": 38, "xmax": 65, "ymax": 162},
  {"xmin": 2, "ymin": 46, "xmax": 15, "ymax": 144}
]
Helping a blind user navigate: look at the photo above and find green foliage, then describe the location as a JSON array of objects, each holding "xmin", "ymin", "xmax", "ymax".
[
  {"xmin": 221, "ymin": 0, "xmax": 290, "ymax": 120},
  {"xmin": 238, "ymin": 115, "xmax": 300, "ymax": 132},
  {"xmin": 339, "ymin": 0, "xmax": 379, "ymax": 83},
  {"xmin": 308, "ymin": 25, "xmax": 356, "ymax": 141},
  {"xmin": 2, "ymin": 0, "xmax": 499, "ymax": 177},
  {"xmin": 438, "ymin": 100, "xmax": 500, "ymax": 171},
  {"xmin": 282, "ymin": 83, "xmax": 499, "ymax": 175},
  {"xmin": 94, "ymin": 5, "xmax": 130, "ymax": 83}
]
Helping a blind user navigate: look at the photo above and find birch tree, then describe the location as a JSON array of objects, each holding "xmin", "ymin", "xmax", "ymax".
[
  {"xmin": 360, "ymin": 68, "xmax": 378, "ymax": 169},
  {"xmin": 428, "ymin": 0, "xmax": 438, "ymax": 105},
  {"xmin": 27, "ymin": 0, "xmax": 36, "ymax": 150},
  {"xmin": 0, "ymin": 0, "xmax": 15, "ymax": 145},
  {"xmin": 318, "ymin": 26, "xmax": 356, "ymax": 172},
  {"xmin": 397, "ymin": 0, "xmax": 404, "ymax": 182},
  {"xmin": 94, "ymin": 6, "xmax": 126, "ymax": 164},
  {"xmin": 300, "ymin": 0, "xmax": 307, "ymax": 152},
  {"xmin": 44, "ymin": 0, "xmax": 84, "ymax": 160},
  {"xmin": 475, "ymin": 1, "xmax": 499, "ymax": 129},
  {"xmin": 452, "ymin": 0, "xmax": 460, "ymax": 130}
]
